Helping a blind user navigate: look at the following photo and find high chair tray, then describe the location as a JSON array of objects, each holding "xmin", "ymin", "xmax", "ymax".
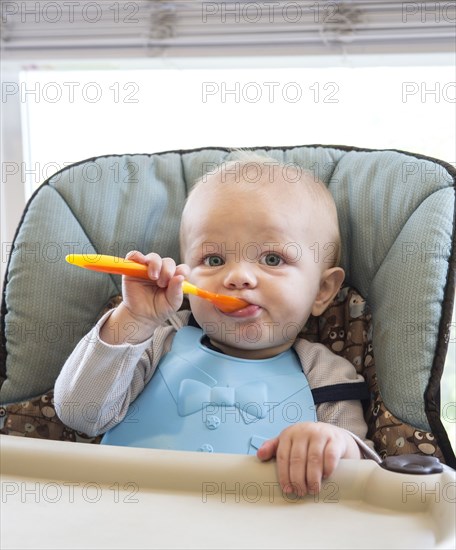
[{"xmin": 1, "ymin": 435, "xmax": 454, "ymax": 549}]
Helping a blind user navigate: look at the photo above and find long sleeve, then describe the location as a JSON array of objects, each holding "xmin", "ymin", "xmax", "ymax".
[
  {"xmin": 54, "ymin": 309, "xmax": 191, "ymax": 436},
  {"xmin": 293, "ymin": 338, "xmax": 381, "ymax": 462}
]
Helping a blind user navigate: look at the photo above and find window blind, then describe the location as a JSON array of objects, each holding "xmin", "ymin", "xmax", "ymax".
[{"xmin": 1, "ymin": 1, "xmax": 455, "ymax": 58}]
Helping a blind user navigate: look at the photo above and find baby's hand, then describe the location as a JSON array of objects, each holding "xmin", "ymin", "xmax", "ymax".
[
  {"xmin": 257, "ymin": 422, "xmax": 361, "ymax": 496},
  {"xmin": 121, "ymin": 250, "xmax": 190, "ymax": 326}
]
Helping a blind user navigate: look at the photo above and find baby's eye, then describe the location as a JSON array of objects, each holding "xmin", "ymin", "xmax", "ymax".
[
  {"xmin": 260, "ymin": 253, "xmax": 283, "ymax": 267},
  {"xmin": 203, "ymin": 255, "xmax": 224, "ymax": 267}
]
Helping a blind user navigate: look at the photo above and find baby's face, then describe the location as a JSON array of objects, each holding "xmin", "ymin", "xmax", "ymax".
[{"xmin": 182, "ymin": 177, "xmax": 337, "ymax": 359}]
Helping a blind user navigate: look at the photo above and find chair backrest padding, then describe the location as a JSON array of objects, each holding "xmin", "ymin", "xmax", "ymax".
[{"xmin": 1, "ymin": 146, "xmax": 454, "ymax": 440}]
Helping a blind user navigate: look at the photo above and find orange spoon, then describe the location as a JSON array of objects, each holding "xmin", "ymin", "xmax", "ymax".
[
  {"xmin": 65, "ymin": 254, "xmax": 250, "ymax": 313},
  {"xmin": 181, "ymin": 280, "xmax": 250, "ymax": 314}
]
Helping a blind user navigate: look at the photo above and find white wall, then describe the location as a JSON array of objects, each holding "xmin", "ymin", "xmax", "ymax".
[{"xmin": 1, "ymin": 64, "xmax": 26, "ymax": 285}]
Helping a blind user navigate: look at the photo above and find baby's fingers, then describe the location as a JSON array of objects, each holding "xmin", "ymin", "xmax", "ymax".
[
  {"xmin": 156, "ymin": 257, "xmax": 178, "ymax": 288},
  {"xmin": 137, "ymin": 253, "xmax": 176, "ymax": 285},
  {"xmin": 321, "ymin": 439, "xmax": 342, "ymax": 481},
  {"xmin": 305, "ymin": 439, "xmax": 327, "ymax": 495},
  {"xmin": 125, "ymin": 251, "xmax": 161, "ymax": 280},
  {"xmin": 256, "ymin": 437, "xmax": 279, "ymax": 462},
  {"xmin": 142, "ymin": 252, "xmax": 164, "ymax": 280},
  {"xmin": 125, "ymin": 250, "xmax": 147, "ymax": 264},
  {"xmin": 175, "ymin": 263, "xmax": 191, "ymax": 280},
  {"xmin": 287, "ymin": 439, "xmax": 309, "ymax": 496},
  {"xmin": 274, "ymin": 438, "xmax": 295, "ymax": 495},
  {"xmin": 164, "ymin": 274, "xmax": 185, "ymax": 311}
]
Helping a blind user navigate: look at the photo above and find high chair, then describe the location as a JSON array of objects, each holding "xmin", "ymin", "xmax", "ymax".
[{"xmin": 1, "ymin": 145, "xmax": 455, "ymax": 549}]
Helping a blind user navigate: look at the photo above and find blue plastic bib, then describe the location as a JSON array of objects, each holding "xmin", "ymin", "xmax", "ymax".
[{"xmin": 101, "ymin": 326, "xmax": 316, "ymax": 454}]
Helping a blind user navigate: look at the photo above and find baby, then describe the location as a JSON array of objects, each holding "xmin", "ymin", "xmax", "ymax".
[{"xmin": 55, "ymin": 153, "xmax": 378, "ymax": 496}]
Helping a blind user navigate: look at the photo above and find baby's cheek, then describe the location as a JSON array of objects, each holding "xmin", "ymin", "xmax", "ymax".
[{"xmin": 192, "ymin": 305, "xmax": 228, "ymax": 338}]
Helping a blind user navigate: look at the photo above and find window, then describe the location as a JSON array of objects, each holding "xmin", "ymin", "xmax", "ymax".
[{"xmin": 20, "ymin": 61, "xmax": 455, "ymax": 197}]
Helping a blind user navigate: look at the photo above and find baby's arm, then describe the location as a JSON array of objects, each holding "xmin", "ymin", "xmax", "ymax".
[
  {"xmin": 54, "ymin": 313, "xmax": 159, "ymax": 435},
  {"xmin": 54, "ymin": 251, "xmax": 190, "ymax": 435}
]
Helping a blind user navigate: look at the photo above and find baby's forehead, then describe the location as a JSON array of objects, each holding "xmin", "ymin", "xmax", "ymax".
[
  {"xmin": 190, "ymin": 171, "xmax": 318, "ymax": 202},
  {"xmin": 181, "ymin": 176, "xmax": 326, "ymax": 240}
]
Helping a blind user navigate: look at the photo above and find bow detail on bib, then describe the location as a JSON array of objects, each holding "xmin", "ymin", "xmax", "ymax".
[{"xmin": 177, "ymin": 379, "xmax": 268, "ymax": 418}]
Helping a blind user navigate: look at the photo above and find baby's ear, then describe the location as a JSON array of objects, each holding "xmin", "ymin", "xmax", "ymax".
[{"xmin": 311, "ymin": 267, "xmax": 345, "ymax": 316}]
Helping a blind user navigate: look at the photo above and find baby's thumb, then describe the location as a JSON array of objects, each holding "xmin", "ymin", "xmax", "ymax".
[
  {"xmin": 257, "ymin": 437, "xmax": 279, "ymax": 461},
  {"xmin": 165, "ymin": 275, "xmax": 185, "ymax": 311}
]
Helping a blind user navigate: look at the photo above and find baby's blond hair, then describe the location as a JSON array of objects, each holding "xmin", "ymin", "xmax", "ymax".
[{"xmin": 181, "ymin": 150, "xmax": 342, "ymax": 267}]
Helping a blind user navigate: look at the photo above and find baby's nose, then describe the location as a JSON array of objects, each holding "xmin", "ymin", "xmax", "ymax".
[{"xmin": 223, "ymin": 263, "xmax": 257, "ymax": 289}]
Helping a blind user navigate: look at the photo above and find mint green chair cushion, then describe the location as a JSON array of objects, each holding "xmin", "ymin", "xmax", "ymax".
[{"xmin": 1, "ymin": 146, "xmax": 454, "ymax": 458}]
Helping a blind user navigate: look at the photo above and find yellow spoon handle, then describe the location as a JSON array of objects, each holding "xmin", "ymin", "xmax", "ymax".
[
  {"xmin": 65, "ymin": 254, "xmax": 149, "ymax": 279},
  {"xmin": 182, "ymin": 280, "xmax": 222, "ymax": 301},
  {"xmin": 181, "ymin": 280, "xmax": 199, "ymax": 297}
]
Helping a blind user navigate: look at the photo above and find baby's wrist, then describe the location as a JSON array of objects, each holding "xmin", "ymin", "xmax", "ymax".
[
  {"xmin": 118, "ymin": 302, "xmax": 159, "ymax": 328},
  {"xmin": 100, "ymin": 303, "xmax": 158, "ymax": 345}
]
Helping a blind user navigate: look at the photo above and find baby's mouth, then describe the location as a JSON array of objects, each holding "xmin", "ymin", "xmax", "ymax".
[{"xmin": 220, "ymin": 304, "xmax": 262, "ymax": 318}]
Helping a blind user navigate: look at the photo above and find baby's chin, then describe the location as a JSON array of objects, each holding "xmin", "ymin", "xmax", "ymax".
[{"xmin": 208, "ymin": 337, "xmax": 294, "ymax": 360}]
